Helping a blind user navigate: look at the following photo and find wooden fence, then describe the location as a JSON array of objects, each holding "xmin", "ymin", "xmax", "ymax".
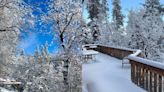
[
  {"xmin": 91, "ymin": 45, "xmax": 136, "ymax": 59},
  {"xmin": 128, "ymin": 56, "xmax": 164, "ymax": 92},
  {"xmin": 86, "ymin": 44, "xmax": 164, "ymax": 92}
]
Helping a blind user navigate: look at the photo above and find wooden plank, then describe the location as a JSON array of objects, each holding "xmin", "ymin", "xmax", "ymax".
[
  {"xmin": 131, "ymin": 63, "xmax": 134, "ymax": 83},
  {"xmin": 140, "ymin": 67, "xmax": 144, "ymax": 88},
  {"xmin": 143, "ymin": 68, "xmax": 147, "ymax": 90},
  {"xmin": 149, "ymin": 72, "xmax": 153, "ymax": 92},
  {"xmin": 158, "ymin": 75, "xmax": 162, "ymax": 92},
  {"xmin": 134, "ymin": 64, "xmax": 137, "ymax": 84},
  {"xmin": 154, "ymin": 73, "xmax": 157, "ymax": 92},
  {"xmin": 146, "ymin": 69, "xmax": 149, "ymax": 91},
  {"xmin": 138, "ymin": 65, "xmax": 141, "ymax": 86}
]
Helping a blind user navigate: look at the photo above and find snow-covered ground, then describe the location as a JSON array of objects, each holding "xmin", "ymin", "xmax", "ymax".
[
  {"xmin": 0, "ymin": 87, "xmax": 15, "ymax": 92},
  {"xmin": 82, "ymin": 53, "xmax": 146, "ymax": 92}
]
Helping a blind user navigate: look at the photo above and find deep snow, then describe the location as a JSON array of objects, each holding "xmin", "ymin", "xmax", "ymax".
[
  {"xmin": 0, "ymin": 87, "xmax": 15, "ymax": 92},
  {"xmin": 82, "ymin": 53, "xmax": 146, "ymax": 92}
]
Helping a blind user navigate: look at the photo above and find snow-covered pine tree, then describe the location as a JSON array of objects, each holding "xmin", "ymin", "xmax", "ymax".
[
  {"xmin": 34, "ymin": 46, "xmax": 41, "ymax": 64},
  {"xmin": 127, "ymin": 10, "xmax": 145, "ymax": 50},
  {"xmin": 44, "ymin": 41, "xmax": 50, "ymax": 63},
  {"xmin": 143, "ymin": 0, "xmax": 163, "ymax": 17},
  {"xmin": 86, "ymin": 0, "xmax": 100, "ymax": 42},
  {"xmin": 40, "ymin": 45, "xmax": 45, "ymax": 63},
  {"xmin": 112, "ymin": 0, "xmax": 124, "ymax": 29},
  {"xmin": 87, "ymin": 0, "xmax": 100, "ymax": 20},
  {"xmin": 141, "ymin": 0, "xmax": 164, "ymax": 60},
  {"xmin": 127, "ymin": 0, "xmax": 164, "ymax": 61},
  {"xmin": 86, "ymin": 0, "xmax": 109, "ymax": 43},
  {"xmin": 20, "ymin": 49, "xmax": 25, "ymax": 56}
]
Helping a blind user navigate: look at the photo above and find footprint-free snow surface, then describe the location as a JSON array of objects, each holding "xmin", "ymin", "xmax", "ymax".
[{"xmin": 82, "ymin": 53, "xmax": 146, "ymax": 92}]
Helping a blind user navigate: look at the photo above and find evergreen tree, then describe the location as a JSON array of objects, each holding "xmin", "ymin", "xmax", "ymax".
[
  {"xmin": 127, "ymin": 10, "xmax": 145, "ymax": 50},
  {"xmin": 127, "ymin": 0, "xmax": 164, "ymax": 60},
  {"xmin": 142, "ymin": 0, "xmax": 164, "ymax": 58},
  {"xmin": 143, "ymin": 0, "xmax": 163, "ymax": 17},
  {"xmin": 44, "ymin": 41, "xmax": 50, "ymax": 63},
  {"xmin": 87, "ymin": 0, "xmax": 100, "ymax": 20},
  {"xmin": 112, "ymin": 0, "xmax": 124, "ymax": 29},
  {"xmin": 41, "ymin": 45, "xmax": 45, "ymax": 63},
  {"xmin": 34, "ymin": 46, "xmax": 41, "ymax": 64},
  {"xmin": 20, "ymin": 49, "xmax": 25, "ymax": 56},
  {"xmin": 87, "ymin": 0, "xmax": 109, "ymax": 43}
]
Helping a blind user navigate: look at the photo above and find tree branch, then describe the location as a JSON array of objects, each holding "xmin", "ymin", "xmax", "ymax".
[{"xmin": 61, "ymin": 12, "xmax": 77, "ymax": 34}]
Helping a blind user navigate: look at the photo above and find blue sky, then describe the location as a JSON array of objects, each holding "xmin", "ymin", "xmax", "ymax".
[
  {"xmin": 19, "ymin": 0, "xmax": 60, "ymax": 55},
  {"xmin": 20, "ymin": 0, "xmax": 164, "ymax": 55}
]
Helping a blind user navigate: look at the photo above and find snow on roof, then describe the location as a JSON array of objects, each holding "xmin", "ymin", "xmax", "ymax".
[{"xmin": 128, "ymin": 55, "xmax": 164, "ymax": 70}]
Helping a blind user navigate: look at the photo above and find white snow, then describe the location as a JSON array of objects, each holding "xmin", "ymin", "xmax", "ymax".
[
  {"xmin": 130, "ymin": 50, "xmax": 142, "ymax": 57},
  {"xmin": 82, "ymin": 53, "xmax": 146, "ymax": 92},
  {"xmin": 128, "ymin": 55, "xmax": 164, "ymax": 70},
  {"xmin": 0, "ymin": 87, "xmax": 15, "ymax": 92},
  {"xmin": 82, "ymin": 50, "xmax": 99, "ymax": 55}
]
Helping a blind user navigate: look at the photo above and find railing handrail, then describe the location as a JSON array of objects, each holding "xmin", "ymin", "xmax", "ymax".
[
  {"xmin": 99, "ymin": 44, "xmax": 138, "ymax": 52},
  {"xmin": 128, "ymin": 55, "xmax": 164, "ymax": 71},
  {"xmin": 0, "ymin": 78, "xmax": 32, "ymax": 85}
]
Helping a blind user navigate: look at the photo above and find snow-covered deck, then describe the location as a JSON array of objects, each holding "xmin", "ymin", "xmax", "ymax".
[{"xmin": 82, "ymin": 53, "xmax": 146, "ymax": 92}]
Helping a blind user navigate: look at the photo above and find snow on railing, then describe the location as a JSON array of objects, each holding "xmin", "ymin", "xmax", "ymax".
[
  {"xmin": 128, "ymin": 55, "xmax": 164, "ymax": 70},
  {"xmin": 128, "ymin": 53, "xmax": 164, "ymax": 92},
  {"xmin": 0, "ymin": 78, "xmax": 32, "ymax": 85},
  {"xmin": 83, "ymin": 44, "xmax": 138, "ymax": 52},
  {"xmin": 129, "ymin": 50, "xmax": 142, "ymax": 57}
]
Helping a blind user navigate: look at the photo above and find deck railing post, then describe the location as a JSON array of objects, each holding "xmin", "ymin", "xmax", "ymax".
[
  {"xmin": 158, "ymin": 75, "xmax": 162, "ymax": 92},
  {"xmin": 154, "ymin": 73, "xmax": 157, "ymax": 92}
]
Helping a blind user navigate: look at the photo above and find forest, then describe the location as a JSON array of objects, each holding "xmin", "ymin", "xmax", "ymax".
[{"xmin": 0, "ymin": 0, "xmax": 164, "ymax": 92}]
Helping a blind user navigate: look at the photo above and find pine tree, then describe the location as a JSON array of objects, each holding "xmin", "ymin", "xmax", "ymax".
[
  {"xmin": 87, "ymin": 0, "xmax": 109, "ymax": 43},
  {"xmin": 34, "ymin": 46, "xmax": 41, "ymax": 64},
  {"xmin": 44, "ymin": 41, "xmax": 50, "ymax": 63},
  {"xmin": 87, "ymin": 0, "xmax": 100, "ymax": 20},
  {"xmin": 143, "ymin": 0, "xmax": 162, "ymax": 17},
  {"xmin": 127, "ymin": 10, "xmax": 145, "ymax": 50},
  {"xmin": 142, "ymin": 0, "xmax": 164, "ymax": 59},
  {"xmin": 41, "ymin": 45, "xmax": 45, "ymax": 63},
  {"xmin": 127, "ymin": 0, "xmax": 164, "ymax": 60},
  {"xmin": 112, "ymin": 0, "xmax": 124, "ymax": 29},
  {"xmin": 20, "ymin": 49, "xmax": 25, "ymax": 56}
]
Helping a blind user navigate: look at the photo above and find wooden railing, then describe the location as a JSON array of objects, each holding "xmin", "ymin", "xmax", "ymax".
[
  {"xmin": 128, "ymin": 56, "xmax": 164, "ymax": 92},
  {"xmin": 90, "ymin": 45, "xmax": 137, "ymax": 59},
  {"xmin": 86, "ymin": 44, "xmax": 164, "ymax": 92}
]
